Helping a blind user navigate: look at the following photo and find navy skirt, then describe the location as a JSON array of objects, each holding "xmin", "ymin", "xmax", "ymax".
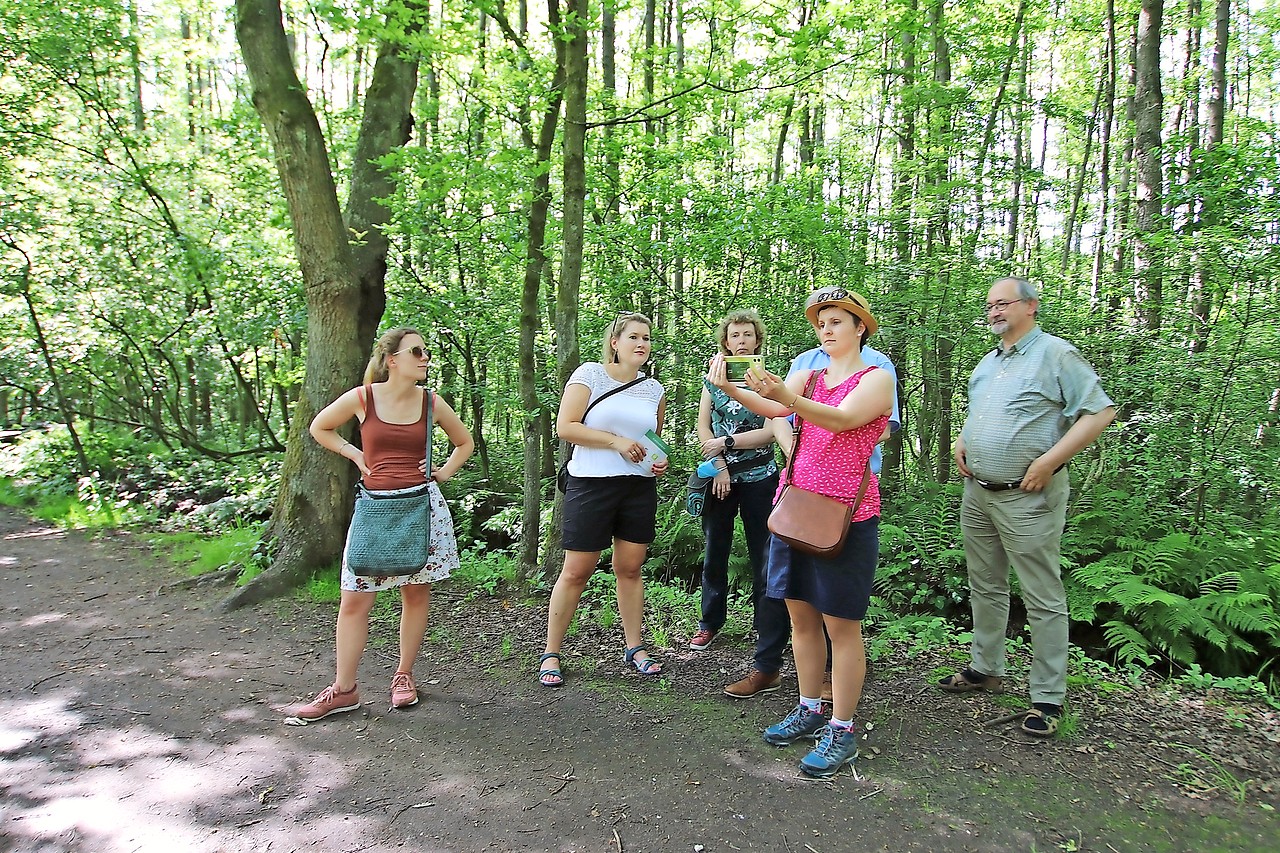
[{"xmin": 764, "ymin": 516, "xmax": 879, "ymax": 621}]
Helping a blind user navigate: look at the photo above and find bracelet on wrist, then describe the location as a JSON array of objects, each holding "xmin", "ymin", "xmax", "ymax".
[{"xmin": 789, "ymin": 394, "xmax": 801, "ymax": 409}]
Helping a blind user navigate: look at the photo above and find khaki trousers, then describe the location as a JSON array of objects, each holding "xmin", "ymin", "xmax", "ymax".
[{"xmin": 960, "ymin": 470, "xmax": 1070, "ymax": 706}]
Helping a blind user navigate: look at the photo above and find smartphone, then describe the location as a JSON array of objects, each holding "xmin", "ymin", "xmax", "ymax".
[{"xmin": 724, "ymin": 355, "xmax": 763, "ymax": 385}]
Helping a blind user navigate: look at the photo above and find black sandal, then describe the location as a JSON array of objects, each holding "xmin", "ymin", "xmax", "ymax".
[
  {"xmin": 1021, "ymin": 705, "xmax": 1062, "ymax": 737},
  {"xmin": 538, "ymin": 652, "xmax": 563, "ymax": 688},
  {"xmin": 624, "ymin": 645, "xmax": 663, "ymax": 675}
]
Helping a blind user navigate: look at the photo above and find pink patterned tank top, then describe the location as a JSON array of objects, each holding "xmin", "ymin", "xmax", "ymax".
[{"xmin": 778, "ymin": 366, "xmax": 889, "ymax": 522}]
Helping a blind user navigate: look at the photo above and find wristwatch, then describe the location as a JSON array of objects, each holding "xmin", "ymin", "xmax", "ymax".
[{"xmin": 723, "ymin": 434, "xmax": 736, "ymax": 450}]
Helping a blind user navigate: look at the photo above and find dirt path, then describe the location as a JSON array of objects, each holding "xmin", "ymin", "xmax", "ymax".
[{"xmin": 1, "ymin": 508, "xmax": 1278, "ymax": 852}]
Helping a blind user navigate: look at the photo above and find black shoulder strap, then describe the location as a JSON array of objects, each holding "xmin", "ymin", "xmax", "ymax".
[
  {"xmin": 582, "ymin": 374, "xmax": 647, "ymax": 421},
  {"xmin": 424, "ymin": 389, "xmax": 433, "ymax": 474},
  {"xmin": 566, "ymin": 374, "xmax": 648, "ymax": 462}
]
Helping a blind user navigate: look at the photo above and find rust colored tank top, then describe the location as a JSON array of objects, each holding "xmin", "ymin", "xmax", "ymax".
[{"xmin": 359, "ymin": 385, "xmax": 432, "ymax": 491}]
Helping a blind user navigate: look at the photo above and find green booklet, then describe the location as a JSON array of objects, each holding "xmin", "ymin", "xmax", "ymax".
[{"xmin": 640, "ymin": 429, "xmax": 672, "ymax": 469}]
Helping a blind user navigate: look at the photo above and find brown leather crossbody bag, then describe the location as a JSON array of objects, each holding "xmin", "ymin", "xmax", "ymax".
[{"xmin": 767, "ymin": 371, "xmax": 870, "ymax": 558}]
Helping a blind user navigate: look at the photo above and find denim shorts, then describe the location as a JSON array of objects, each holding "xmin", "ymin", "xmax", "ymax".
[
  {"xmin": 765, "ymin": 516, "xmax": 879, "ymax": 620},
  {"xmin": 561, "ymin": 474, "xmax": 657, "ymax": 552}
]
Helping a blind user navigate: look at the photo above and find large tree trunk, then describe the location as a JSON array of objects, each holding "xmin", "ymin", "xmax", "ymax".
[
  {"xmin": 345, "ymin": 9, "xmax": 424, "ymax": 346},
  {"xmin": 221, "ymin": 0, "xmax": 420, "ymax": 609}
]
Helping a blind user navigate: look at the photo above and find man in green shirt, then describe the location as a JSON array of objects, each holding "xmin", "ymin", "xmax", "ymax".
[{"xmin": 940, "ymin": 277, "xmax": 1116, "ymax": 737}]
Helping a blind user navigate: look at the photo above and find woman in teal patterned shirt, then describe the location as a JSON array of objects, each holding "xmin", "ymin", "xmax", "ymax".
[{"xmin": 689, "ymin": 310, "xmax": 780, "ymax": 660}]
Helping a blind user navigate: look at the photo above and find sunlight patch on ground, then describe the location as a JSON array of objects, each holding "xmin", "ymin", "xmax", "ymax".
[
  {"xmin": 0, "ymin": 695, "xmax": 84, "ymax": 751},
  {"xmin": 0, "ymin": 689, "xmax": 442, "ymax": 853},
  {"xmin": 20, "ymin": 611, "xmax": 71, "ymax": 627}
]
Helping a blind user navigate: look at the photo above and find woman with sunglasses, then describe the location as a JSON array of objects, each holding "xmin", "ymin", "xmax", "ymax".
[
  {"xmin": 293, "ymin": 327, "xmax": 474, "ymax": 722},
  {"xmin": 538, "ymin": 312, "xmax": 669, "ymax": 687}
]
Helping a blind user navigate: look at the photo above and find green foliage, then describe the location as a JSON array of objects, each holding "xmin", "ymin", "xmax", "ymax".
[
  {"xmin": 150, "ymin": 522, "xmax": 264, "ymax": 577},
  {"xmin": 1073, "ymin": 530, "xmax": 1280, "ymax": 692},
  {"xmin": 302, "ymin": 572, "xmax": 342, "ymax": 604},
  {"xmin": 643, "ymin": 495, "xmax": 710, "ymax": 586},
  {"xmin": 450, "ymin": 546, "xmax": 520, "ymax": 599},
  {"xmin": 864, "ymin": 613, "xmax": 966, "ymax": 663},
  {"xmin": 0, "ymin": 424, "xmax": 279, "ymax": 529},
  {"xmin": 877, "ymin": 484, "xmax": 968, "ymax": 615},
  {"xmin": 642, "ymin": 583, "xmax": 701, "ymax": 649},
  {"xmin": 1173, "ymin": 664, "xmax": 1280, "ymax": 710}
]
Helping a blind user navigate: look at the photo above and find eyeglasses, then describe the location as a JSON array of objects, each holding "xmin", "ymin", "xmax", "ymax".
[
  {"xmin": 393, "ymin": 345, "xmax": 430, "ymax": 359},
  {"xmin": 984, "ymin": 298, "xmax": 1025, "ymax": 313}
]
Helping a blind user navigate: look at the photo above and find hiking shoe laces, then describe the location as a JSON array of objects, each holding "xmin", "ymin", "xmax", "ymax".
[
  {"xmin": 799, "ymin": 725, "xmax": 859, "ymax": 778},
  {"xmin": 763, "ymin": 703, "xmax": 827, "ymax": 746},
  {"xmin": 390, "ymin": 672, "xmax": 419, "ymax": 709},
  {"xmin": 293, "ymin": 683, "xmax": 361, "ymax": 721},
  {"xmin": 689, "ymin": 628, "xmax": 717, "ymax": 651}
]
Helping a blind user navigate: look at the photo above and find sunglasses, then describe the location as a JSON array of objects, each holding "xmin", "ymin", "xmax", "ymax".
[{"xmin": 393, "ymin": 345, "xmax": 430, "ymax": 359}]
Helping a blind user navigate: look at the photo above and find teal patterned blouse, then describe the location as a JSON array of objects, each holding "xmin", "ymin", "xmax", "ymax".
[{"xmin": 705, "ymin": 380, "xmax": 778, "ymax": 483}]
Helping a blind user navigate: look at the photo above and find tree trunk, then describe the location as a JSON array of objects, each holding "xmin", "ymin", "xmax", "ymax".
[
  {"xmin": 542, "ymin": 0, "xmax": 589, "ymax": 579},
  {"xmin": 1189, "ymin": 0, "xmax": 1230, "ymax": 353},
  {"xmin": 1091, "ymin": 0, "xmax": 1118, "ymax": 304},
  {"xmin": 1133, "ymin": 0, "xmax": 1164, "ymax": 332},
  {"xmin": 345, "ymin": 6, "xmax": 424, "ymax": 347},
  {"xmin": 221, "ymin": 0, "xmax": 420, "ymax": 609}
]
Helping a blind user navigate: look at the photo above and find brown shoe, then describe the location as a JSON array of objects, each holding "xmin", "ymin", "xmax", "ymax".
[
  {"xmin": 937, "ymin": 668, "xmax": 1003, "ymax": 694},
  {"xmin": 821, "ymin": 671, "xmax": 833, "ymax": 703},
  {"xmin": 724, "ymin": 670, "xmax": 782, "ymax": 698}
]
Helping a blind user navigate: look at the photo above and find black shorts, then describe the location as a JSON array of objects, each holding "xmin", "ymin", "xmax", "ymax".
[{"xmin": 561, "ymin": 474, "xmax": 658, "ymax": 552}]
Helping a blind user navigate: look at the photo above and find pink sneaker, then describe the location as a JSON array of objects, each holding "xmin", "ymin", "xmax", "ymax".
[
  {"xmin": 293, "ymin": 683, "xmax": 360, "ymax": 721},
  {"xmin": 390, "ymin": 672, "xmax": 418, "ymax": 709}
]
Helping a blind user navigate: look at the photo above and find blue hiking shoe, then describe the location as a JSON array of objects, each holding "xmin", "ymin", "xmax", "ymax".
[
  {"xmin": 799, "ymin": 725, "xmax": 859, "ymax": 778},
  {"xmin": 763, "ymin": 704, "xmax": 827, "ymax": 746}
]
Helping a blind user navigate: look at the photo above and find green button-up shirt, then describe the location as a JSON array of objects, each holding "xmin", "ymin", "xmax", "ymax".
[{"xmin": 960, "ymin": 326, "xmax": 1114, "ymax": 483}]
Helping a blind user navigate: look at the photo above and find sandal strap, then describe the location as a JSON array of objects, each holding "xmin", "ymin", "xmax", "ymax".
[
  {"xmin": 623, "ymin": 645, "xmax": 647, "ymax": 662},
  {"xmin": 539, "ymin": 652, "xmax": 562, "ymax": 665}
]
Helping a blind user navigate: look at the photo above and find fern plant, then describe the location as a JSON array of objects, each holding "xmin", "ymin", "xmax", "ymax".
[{"xmin": 1071, "ymin": 529, "xmax": 1280, "ymax": 693}]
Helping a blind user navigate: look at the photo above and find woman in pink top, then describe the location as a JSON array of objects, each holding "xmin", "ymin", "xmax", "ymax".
[{"xmin": 707, "ymin": 288, "xmax": 892, "ymax": 779}]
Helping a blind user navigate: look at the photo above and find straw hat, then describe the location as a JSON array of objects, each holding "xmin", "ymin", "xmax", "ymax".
[{"xmin": 803, "ymin": 287, "xmax": 878, "ymax": 336}]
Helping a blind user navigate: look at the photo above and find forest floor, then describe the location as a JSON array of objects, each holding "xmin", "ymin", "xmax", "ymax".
[{"xmin": 1, "ymin": 506, "xmax": 1278, "ymax": 853}]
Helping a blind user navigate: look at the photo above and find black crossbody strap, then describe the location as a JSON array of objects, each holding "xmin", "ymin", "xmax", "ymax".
[
  {"xmin": 425, "ymin": 388, "xmax": 433, "ymax": 477},
  {"xmin": 723, "ymin": 456, "xmax": 768, "ymax": 477},
  {"xmin": 566, "ymin": 373, "xmax": 648, "ymax": 463}
]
